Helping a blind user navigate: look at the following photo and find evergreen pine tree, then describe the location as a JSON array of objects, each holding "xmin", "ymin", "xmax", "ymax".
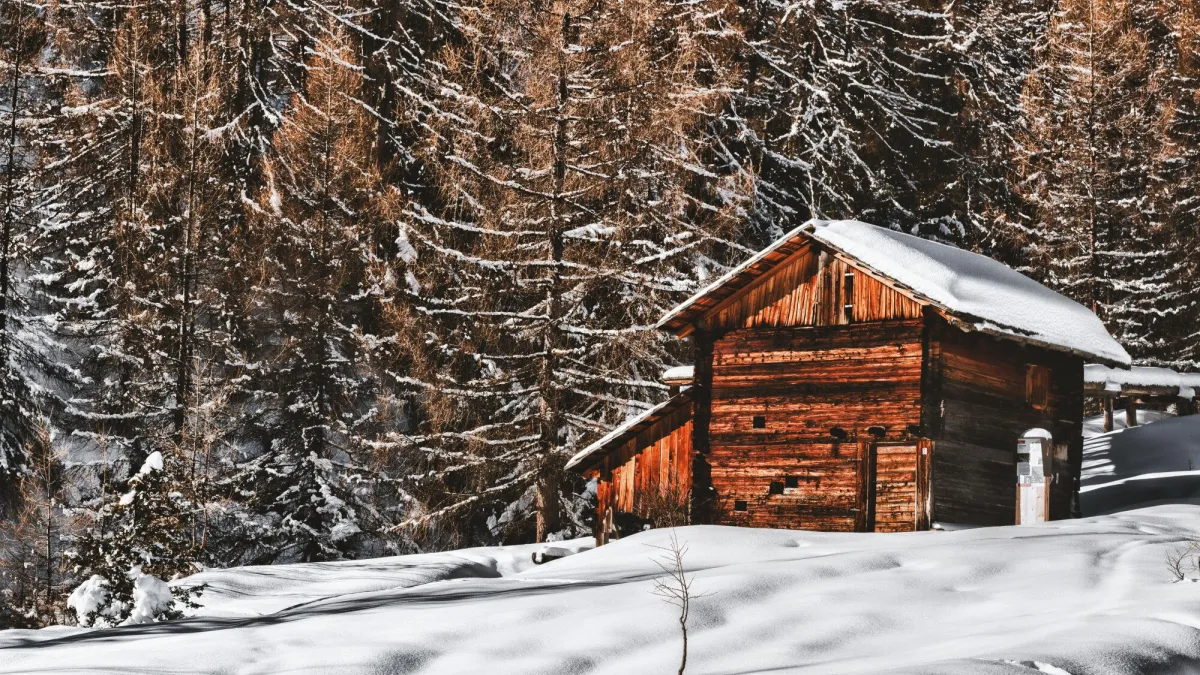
[
  {"xmin": 225, "ymin": 20, "xmax": 406, "ymax": 563},
  {"xmin": 70, "ymin": 450, "xmax": 199, "ymax": 626}
]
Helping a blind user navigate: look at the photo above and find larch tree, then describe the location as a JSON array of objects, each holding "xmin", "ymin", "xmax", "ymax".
[
  {"xmin": 227, "ymin": 20, "xmax": 406, "ymax": 563},
  {"xmin": 406, "ymin": 0, "xmax": 746, "ymax": 543},
  {"xmin": 723, "ymin": 0, "xmax": 957, "ymax": 244},
  {"xmin": 1017, "ymin": 0, "xmax": 1195, "ymax": 365}
]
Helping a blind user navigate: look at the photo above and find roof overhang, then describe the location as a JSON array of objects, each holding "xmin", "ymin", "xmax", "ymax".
[
  {"xmin": 565, "ymin": 389, "xmax": 693, "ymax": 473},
  {"xmin": 656, "ymin": 220, "xmax": 1130, "ymax": 367}
]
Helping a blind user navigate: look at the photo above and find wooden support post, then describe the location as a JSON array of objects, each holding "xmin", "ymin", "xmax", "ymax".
[
  {"xmin": 1103, "ymin": 396, "xmax": 1114, "ymax": 433},
  {"xmin": 1124, "ymin": 397, "xmax": 1138, "ymax": 428},
  {"xmin": 689, "ymin": 322, "xmax": 714, "ymax": 525},
  {"xmin": 1179, "ymin": 397, "xmax": 1195, "ymax": 417}
]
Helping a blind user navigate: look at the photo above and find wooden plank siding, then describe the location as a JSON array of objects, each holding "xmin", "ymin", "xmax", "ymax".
[
  {"xmin": 706, "ymin": 246, "xmax": 923, "ymax": 335},
  {"xmin": 928, "ymin": 316, "xmax": 1084, "ymax": 526},
  {"xmin": 872, "ymin": 444, "xmax": 920, "ymax": 532},
  {"xmin": 606, "ymin": 419, "xmax": 693, "ymax": 515},
  {"xmin": 706, "ymin": 320, "xmax": 926, "ymax": 531},
  {"xmin": 593, "ymin": 401, "xmax": 694, "ymax": 542}
]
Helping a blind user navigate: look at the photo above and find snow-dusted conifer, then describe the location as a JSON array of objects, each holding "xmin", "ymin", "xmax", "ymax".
[
  {"xmin": 70, "ymin": 450, "xmax": 199, "ymax": 626},
  {"xmin": 1016, "ymin": 0, "xmax": 1196, "ymax": 365},
  {"xmin": 224, "ymin": 21, "xmax": 405, "ymax": 563},
  {"xmin": 724, "ymin": 0, "xmax": 957, "ymax": 242},
  {"xmin": 405, "ymin": 0, "xmax": 746, "ymax": 543}
]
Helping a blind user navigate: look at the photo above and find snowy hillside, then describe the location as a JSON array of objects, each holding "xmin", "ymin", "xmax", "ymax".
[
  {"xmin": 5, "ymin": 508, "xmax": 1200, "ymax": 674},
  {"xmin": 1082, "ymin": 413, "xmax": 1200, "ymax": 515},
  {"xmin": 5, "ymin": 414, "xmax": 1200, "ymax": 675}
]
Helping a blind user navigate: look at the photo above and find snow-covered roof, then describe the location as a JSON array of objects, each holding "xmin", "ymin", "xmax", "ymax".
[
  {"xmin": 565, "ymin": 390, "xmax": 692, "ymax": 472},
  {"xmin": 1085, "ymin": 364, "xmax": 1200, "ymax": 400},
  {"xmin": 658, "ymin": 219, "xmax": 1131, "ymax": 366},
  {"xmin": 661, "ymin": 365, "xmax": 694, "ymax": 384}
]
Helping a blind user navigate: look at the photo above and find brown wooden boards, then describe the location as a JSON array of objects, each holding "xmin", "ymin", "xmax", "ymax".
[
  {"xmin": 706, "ymin": 320, "xmax": 925, "ymax": 531},
  {"xmin": 704, "ymin": 246, "xmax": 923, "ymax": 335},
  {"xmin": 872, "ymin": 444, "xmax": 919, "ymax": 532},
  {"xmin": 930, "ymin": 318, "xmax": 1084, "ymax": 525}
]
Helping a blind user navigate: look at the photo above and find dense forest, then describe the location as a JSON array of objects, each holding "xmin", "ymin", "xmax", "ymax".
[{"xmin": 0, "ymin": 0, "xmax": 1197, "ymax": 626}]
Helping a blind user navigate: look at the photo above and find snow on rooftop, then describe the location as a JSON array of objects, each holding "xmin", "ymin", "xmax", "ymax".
[
  {"xmin": 661, "ymin": 365, "xmax": 694, "ymax": 382},
  {"xmin": 1086, "ymin": 364, "xmax": 1200, "ymax": 399},
  {"xmin": 659, "ymin": 220, "xmax": 1130, "ymax": 365},
  {"xmin": 806, "ymin": 220, "xmax": 1131, "ymax": 365}
]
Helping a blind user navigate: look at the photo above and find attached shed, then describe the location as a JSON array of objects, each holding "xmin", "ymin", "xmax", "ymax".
[
  {"xmin": 1085, "ymin": 364, "xmax": 1199, "ymax": 430},
  {"xmin": 569, "ymin": 220, "xmax": 1132, "ymax": 543}
]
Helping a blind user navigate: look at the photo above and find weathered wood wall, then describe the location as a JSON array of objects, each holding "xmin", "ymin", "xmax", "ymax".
[
  {"xmin": 927, "ymin": 317, "xmax": 1084, "ymax": 525},
  {"xmin": 871, "ymin": 443, "xmax": 920, "ymax": 532},
  {"xmin": 605, "ymin": 419, "xmax": 693, "ymax": 515},
  {"xmin": 593, "ymin": 402, "xmax": 694, "ymax": 541},
  {"xmin": 705, "ymin": 246, "xmax": 924, "ymax": 334},
  {"xmin": 707, "ymin": 320, "xmax": 926, "ymax": 531}
]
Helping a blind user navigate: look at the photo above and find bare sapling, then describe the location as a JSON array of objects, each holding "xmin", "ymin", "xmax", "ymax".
[
  {"xmin": 1166, "ymin": 541, "xmax": 1200, "ymax": 582},
  {"xmin": 651, "ymin": 529, "xmax": 708, "ymax": 675}
]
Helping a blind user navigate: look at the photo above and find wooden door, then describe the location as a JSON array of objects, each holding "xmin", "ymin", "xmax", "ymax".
[{"xmin": 865, "ymin": 442, "xmax": 925, "ymax": 532}]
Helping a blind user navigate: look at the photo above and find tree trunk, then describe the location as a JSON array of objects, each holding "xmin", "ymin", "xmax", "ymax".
[
  {"xmin": 0, "ymin": 2, "xmax": 26, "ymax": 363},
  {"xmin": 1124, "ymin": 397, "xmax": 1137, "ymax": 428},
  {"xmin": 1103, "ymin": 396, "xmax": 1114, "ymax": 432},
  {"xmin": 534, "ymin": 11, "xmax": 572, "ymax": 544}
]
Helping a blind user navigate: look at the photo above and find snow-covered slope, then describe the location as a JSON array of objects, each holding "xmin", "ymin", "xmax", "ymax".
[
  {"xmin": 6, "ymin": 509, "xmax": 1200, "ymax": 674},
  {"xmin": 179, "ymin": 540, "xmax": 592, "ymax": 618},
  {"xmin": 1082, "ymin": 413, "xmax": 1200, "ymax": 516},
  {"xmin": 6, "ymin": 414, "xmax": 1200, "ymax": 675}
]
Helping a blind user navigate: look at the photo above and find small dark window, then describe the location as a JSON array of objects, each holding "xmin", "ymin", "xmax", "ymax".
[
  {"xmin": 867, "ymin": 425, "xmax": 886, "ymax": 438},
  {"xmin": 830, "ymin": 426, "xmax": 848, "ymax": 441},
  {"xmin": 753, "ymin": 415, "xmax": 767, "ymax": 429},
  {"xmin": 843, "ymin": 271, "xmax": 855, "ymax": 322},
  {"xmin": 907, "ymin": 424, "xmax": 922, "ymax": 436},
  {"xmin": 1026, "ymin": 364, "xmax": 1050, "ymax": 410},
  {"xmin": 769, "ymin": 481, "xmax": 784, "ymax": 495},
  {"xmin": 785, "ymin": 476, "xmax": 800, "ymax": 489},
  {"xmin": 734, "ymin": 500, "xmax": 748, "ymax": 512}
]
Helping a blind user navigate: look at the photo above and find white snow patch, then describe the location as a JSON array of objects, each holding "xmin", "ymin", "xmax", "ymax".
[
  {"xmin": 661, "ymin": 364, "xmax": 694, "ymax": 383},
  {"xmin": 139, "ymin": 451, "xmax": 164, "ymax": 475},
  {"xmin": 65, "ymin": 576, "xmax": 114, "ymax": 627},
  {"xmin": 1086, "ymin": 364, "xmax": 1200, "ymax": 399},
  {"xmin": 1081, "ymin": 413, "xmax": 1200, "ymax": 515},
  {"xmin": 14, "ymin": 514, "xmax": 1200, "ymax": 674},
  {"xmin": 122, "ymin": 570, "xmax": 175, "ymax": 626}
]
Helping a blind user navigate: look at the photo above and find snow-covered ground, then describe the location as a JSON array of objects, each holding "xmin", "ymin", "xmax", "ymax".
[
  {"xmin": 1082, "ymin": 412, "xmax": 1200, "ymax": 516},
  {"xmin": 5, "ymin": 415, "xmax": 1200, "ymax": 675}
]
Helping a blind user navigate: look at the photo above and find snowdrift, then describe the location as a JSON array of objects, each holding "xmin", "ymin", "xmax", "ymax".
[
  {"xmin": 1082, "ymin": 414, "xmax": 1200, "ymax": 516},
  {"xmin": 6, "ymin": 413, "xmax": 1200, "ymax": 674},
  {"xmin": 6, "ymin": 510, "xmax": 1200, "ymax": 674}
]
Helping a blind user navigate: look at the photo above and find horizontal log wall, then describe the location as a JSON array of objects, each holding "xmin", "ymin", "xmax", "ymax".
[
  {"xmin": 708, "ymin": 320, "xmax": 925, "ymax": 531},
  {"xmin": 930, "ymin": 319, "xmax": 1084, "ymax": 525}
]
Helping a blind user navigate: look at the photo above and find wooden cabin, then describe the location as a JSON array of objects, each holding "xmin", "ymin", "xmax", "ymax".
[{"xmin": 568, "ymin": 220, "xmax": 1132, "ymax": 543}]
